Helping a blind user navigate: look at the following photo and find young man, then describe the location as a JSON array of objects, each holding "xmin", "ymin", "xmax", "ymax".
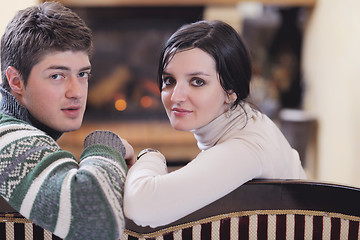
[{"xmin": 0, "ymin": 2, "xmax": 134, "ymax": 240}]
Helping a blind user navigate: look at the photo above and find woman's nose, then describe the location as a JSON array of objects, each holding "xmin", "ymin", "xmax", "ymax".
[{"xmin": 171, "ymin": 83, "xmax": 187, "ymax": 102}]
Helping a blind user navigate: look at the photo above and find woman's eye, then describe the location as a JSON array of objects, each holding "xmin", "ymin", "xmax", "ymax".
[
  {"xmin": 192, "ymin": 78, "xmax": 205, "ymax": 87},
  {"xmin": 162, "ymin": 77, "xmax": 175, "ymax": 87}
]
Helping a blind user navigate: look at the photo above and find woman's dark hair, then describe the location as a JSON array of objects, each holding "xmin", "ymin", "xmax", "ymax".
[
  {"xmin": 1, "ymin": 1, "xmax": 93, "ymax": 90},
  {"xmin": 158, "ymin": 20, "xmax": 252, "ymax": 107}
]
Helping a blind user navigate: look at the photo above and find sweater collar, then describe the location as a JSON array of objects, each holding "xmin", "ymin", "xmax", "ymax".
[
  {"xmin": 191, "ymin": 103, "xmax": 252, "ymax": 151},
  {"xmin": 0, "ymin": 87, "xmax": 63, "ymax": 140}
]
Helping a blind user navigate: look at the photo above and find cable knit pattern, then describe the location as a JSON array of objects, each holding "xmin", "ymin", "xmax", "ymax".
[
  {"xmin": 0, "ymin": 87, "xmax": 128, "ymax": 240},
  {"xmin": 0, "ymin": 88, "xmax": 28, "ymax": 122}
]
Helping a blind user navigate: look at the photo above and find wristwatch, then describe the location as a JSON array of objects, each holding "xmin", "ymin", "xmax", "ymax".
[{"xmin": 137, "ymin": 148, "xmax": 160, "ymax": 160}]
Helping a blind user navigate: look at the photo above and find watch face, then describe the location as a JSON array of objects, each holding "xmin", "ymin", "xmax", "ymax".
[{"xmin": 137, "ymin": 148, "xmax": 158, "ymax": 160}]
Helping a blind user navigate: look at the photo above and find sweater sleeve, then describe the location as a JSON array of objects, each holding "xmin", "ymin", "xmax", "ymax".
[
  {"xmin": 123, "ymin": 139, "xmax": 262, "ymax": 228},
  {"xmin": 0, "ymin": 123, "xmax": 127, "ymax": 240}
]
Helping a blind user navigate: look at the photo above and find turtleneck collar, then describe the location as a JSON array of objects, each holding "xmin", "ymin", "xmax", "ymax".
[
  {"xmin": 191, "ymin": 103, "xmax": 253, "ymax": 151},
  {"xmin": 0, "ymin": 87, "xmax": 63, "ymax": 140}
]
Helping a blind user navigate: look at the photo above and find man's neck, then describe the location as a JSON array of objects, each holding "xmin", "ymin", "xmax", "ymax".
[{"xmin": 0, "ymin": 87, "xmax": 63, "ymax": 140}]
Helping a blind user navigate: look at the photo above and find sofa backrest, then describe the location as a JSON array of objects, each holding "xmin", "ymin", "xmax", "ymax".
[
  {"xmin": 1, "ymin": 179, "xmax": 360, "ymax": 240},
  {"xmin": 122, "ymin": 179, "xmax": 360, "ymax": 239}
]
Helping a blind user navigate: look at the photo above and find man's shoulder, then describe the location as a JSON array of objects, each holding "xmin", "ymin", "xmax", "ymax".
[
  {"xmin": 0, "ymin": 111, "xmax": 58, "ymax": 151},
  {"xmin": 0, "ymin": 111, "xmax": 29, "ymax": 126},
  {"xmin": 0, "ymin": 111, "xmax": 41, "ymax": 135}
]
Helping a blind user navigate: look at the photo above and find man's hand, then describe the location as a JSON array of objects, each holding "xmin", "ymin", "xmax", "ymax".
[{"xmin": 121, "ymin": 138, "xmax": 135, "ymax": 169}]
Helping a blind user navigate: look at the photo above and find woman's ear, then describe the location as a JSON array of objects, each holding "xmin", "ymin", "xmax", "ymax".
[
  {"xmin": 6, "ymin": 66, "xmax": 24, "ymax": 96},
  {"xmin": 225, "ymin": 91, "xmax": 237, "ymax": 104}
]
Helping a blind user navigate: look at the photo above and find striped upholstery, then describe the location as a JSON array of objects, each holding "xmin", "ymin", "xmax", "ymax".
[
  {"xmin": 0, "ymin": 212, "xmax": 61, "ymax": 240},
  {"xmin": 1, "ymin": 210, "xmax": 359, "ymax": 240},
  {"xmin": 1, "ymin": 180, "xmax": 360, "ymax": 239},
  {"xmin": 121, "ymin": 210, "xmax": 360, "ymax": 240},
  {"xmin": 121, "ymin": 180, "xmax": 360, "ymax": 240}
]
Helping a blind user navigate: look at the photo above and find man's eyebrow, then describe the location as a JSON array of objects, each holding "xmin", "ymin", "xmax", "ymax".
[
  {"xmin": 46, "ymin": 65, "xmax": 91, "ymax": 71},
  {"xmin": 80, "ymin": 66, "xmax": 91, "ymax": 71},
  {"xmin": 47, "ymin": 65, "xmax": 70, "ymax": 71}
]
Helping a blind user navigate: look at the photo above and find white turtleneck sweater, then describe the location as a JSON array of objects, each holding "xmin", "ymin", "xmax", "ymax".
[{"xmin": 124, "ymin": 103, "xmax": 306, "ymax": 227}]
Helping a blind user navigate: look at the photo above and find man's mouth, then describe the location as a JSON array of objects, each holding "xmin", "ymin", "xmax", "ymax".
[{"xmin": 62, "ymin": 106, "xmax": 81, "ymax": 118}]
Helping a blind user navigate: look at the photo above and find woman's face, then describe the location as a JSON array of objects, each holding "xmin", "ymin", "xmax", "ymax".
[{"xmin": 161, "ymin": 48, "xmax": 230, "ymax": 131}]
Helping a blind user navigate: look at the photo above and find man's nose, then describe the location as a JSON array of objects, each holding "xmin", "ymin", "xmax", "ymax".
[{"xmin": 65, "ymin": 76, "xmax": 83, "ymax": 99}]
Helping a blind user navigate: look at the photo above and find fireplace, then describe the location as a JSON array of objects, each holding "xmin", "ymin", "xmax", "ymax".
[
  {"xmin": 70, "ymin": 6, "xmax": 204, "ymax": 122},
  {"xmin": 57, "ymin": 6, "xmax": 204, "ymax": 165},
  {"xmin": 58, "ymin": 4, "xmax": 310, "ymax": 169}
]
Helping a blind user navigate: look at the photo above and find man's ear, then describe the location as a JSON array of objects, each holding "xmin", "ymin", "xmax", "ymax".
[{"xmin": 6, "ymin": 66, "xmax": 24, "ymax": 96}]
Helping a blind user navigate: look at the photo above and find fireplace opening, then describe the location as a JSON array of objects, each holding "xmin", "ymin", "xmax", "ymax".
[{"xmin": 71, "ymin": 6, "xmax": 204, "ymax": 122}]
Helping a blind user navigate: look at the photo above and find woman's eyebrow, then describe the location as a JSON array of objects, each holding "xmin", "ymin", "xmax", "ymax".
[
  {"xmin": 162, "ymin": 71, "xmax": 211, "ymax": 76},
  {"xmin": 187, "ymin": 71, "xmax": 211, "ymax": 76},
  {"xmin": 162, "ymin": 71, "xmax": 171, "ymax": 76}
]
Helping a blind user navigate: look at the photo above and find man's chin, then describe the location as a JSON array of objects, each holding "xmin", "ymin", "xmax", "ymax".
[
  {"xmin": 62, "ymin": 127, "xmax": 80, "ymax": 133},
  {"xmin": 55, "ymin": 121, "xmax": 83, "ymax": 133}
]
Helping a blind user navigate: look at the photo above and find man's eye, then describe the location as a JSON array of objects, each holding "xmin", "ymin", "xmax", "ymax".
[
  {"xmin": 79, "ymin": 72, "xmax": 90, "ymax": 78},
  {"xmin": 50, "ymin": 74, "xmax": 63, "ymax": 80}
]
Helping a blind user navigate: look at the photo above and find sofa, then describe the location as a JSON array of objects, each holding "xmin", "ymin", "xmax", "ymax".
[{"xmin": 1, "ymin": 179, "xmax": 360, "ymax": 239}]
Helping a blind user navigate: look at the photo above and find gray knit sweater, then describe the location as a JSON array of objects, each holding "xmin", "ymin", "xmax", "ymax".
[{"xmin": 0, "ymin": 87, "xmax": 127, "ymax": 240}]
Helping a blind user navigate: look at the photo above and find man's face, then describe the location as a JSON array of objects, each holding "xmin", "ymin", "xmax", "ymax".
[{"xmin": 21, "ymin": 51, "xmax": 91, "ymax": 132}]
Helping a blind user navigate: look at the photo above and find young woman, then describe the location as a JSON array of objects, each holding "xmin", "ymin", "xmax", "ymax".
[{"xmin": 123, "ymin": 20, "xmax": 306, "ymax": 228}]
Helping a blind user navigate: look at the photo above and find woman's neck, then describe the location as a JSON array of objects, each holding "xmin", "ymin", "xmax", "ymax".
[{"xmin": 191, "ymin": 104, "xmax": 251, "ymax": 150}]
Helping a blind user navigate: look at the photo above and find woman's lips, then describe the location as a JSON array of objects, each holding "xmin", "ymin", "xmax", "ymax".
[{"xmin": 172, "ymin": 107, "xmax": 192, "ymax": 117}]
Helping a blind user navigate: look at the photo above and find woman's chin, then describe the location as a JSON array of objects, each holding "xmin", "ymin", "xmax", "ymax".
[{"xmin": 171, "ymin": 124, "xmax": 190, "ymax": 132}]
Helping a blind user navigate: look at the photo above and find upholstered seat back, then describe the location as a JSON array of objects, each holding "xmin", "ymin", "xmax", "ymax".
[
  {"xmin": 0, "ymin": 212, "xmax": 61, "ymax": 240},
  {"xmin": 1, "ymin": 180, "xmax": 360, "ymax": 239},
  {"xmin": 122, "ymin": 180, "xmax": 360, "ymax": 240},
  {"xmin": 122, "ymin": 210, "xmax": 360, "ymax": 239}
]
